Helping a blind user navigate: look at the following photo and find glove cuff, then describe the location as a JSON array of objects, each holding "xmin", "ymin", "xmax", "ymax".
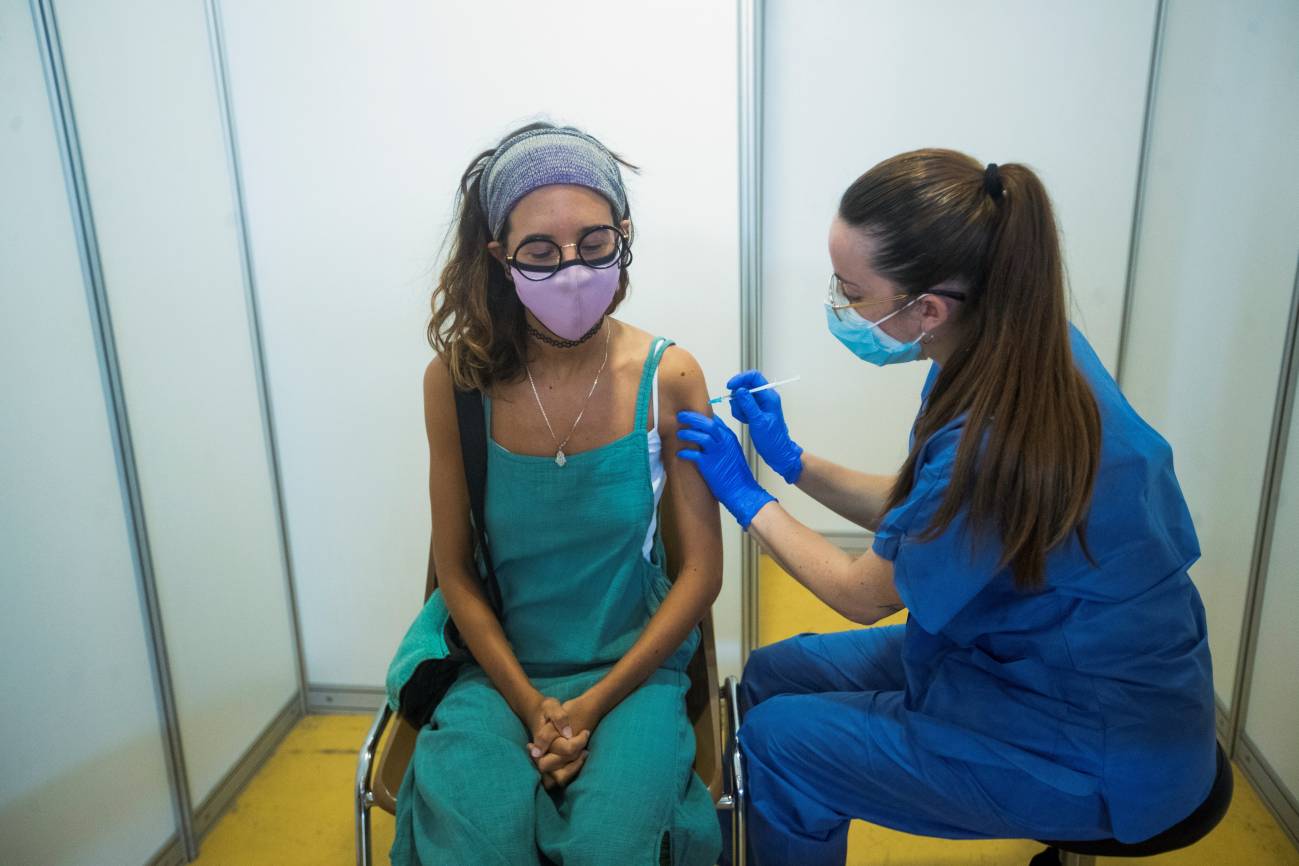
[
  {"xmin": 779, "ymin": 442, "xmax": 805, "ymax": 485},
  {"xmin": 735, "ymin": 489, "xmax": 776, "ymax": 530}
]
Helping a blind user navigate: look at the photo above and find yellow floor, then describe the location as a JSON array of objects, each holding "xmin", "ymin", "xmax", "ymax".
[{"xmin": 194, "ymin": 557, "xmax": 1299, "ymax": 865}]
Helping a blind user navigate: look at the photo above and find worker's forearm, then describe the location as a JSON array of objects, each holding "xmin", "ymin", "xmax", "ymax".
[
  {"xmin": 795, "ymin": 453, "xmax": 895, "ymax": 531},
  {"xmin": 748, "ymin": 502, "xmax": 899, "ymax": 625}
]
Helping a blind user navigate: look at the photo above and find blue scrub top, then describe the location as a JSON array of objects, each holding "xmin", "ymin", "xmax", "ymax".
[{"xmin": 871, "ymin": 325, "xmax": 1216, "ymax": 843}]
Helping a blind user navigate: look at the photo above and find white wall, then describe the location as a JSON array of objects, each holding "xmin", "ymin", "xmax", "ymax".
[
  {"xmin": 760, "ymin": 0, "xmax": 1158, "ymax": 534},
  {"xmin": 53, "ymin": 0, "xmax": 301, "ymax": 804},
  {"xmin": 217, "ymin": 0, "xmax": 745, "ymax": 685},
  {"xmin": 1120, "ymin": 0, "xmax": 1299, "ymax": 709},
  {"xmin": 0, "ymin": 2, "xmax": 176, "ymax": 862}
]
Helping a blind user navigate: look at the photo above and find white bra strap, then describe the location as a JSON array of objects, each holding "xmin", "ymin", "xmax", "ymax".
[{"xmin": 652, "ymin": 366, "xmax": 661, "ymax": 432}]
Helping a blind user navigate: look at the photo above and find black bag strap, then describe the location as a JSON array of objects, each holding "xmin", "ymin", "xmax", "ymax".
[
  {"xmin": 452, "ymin": 387, "xmax": 503, "ymax": 613},
  {"xmin": 400, "ymin": 387, "xmax": 499, "ymax": 727}
]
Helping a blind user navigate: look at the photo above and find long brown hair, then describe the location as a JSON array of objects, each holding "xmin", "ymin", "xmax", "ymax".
[
  {"xmin": 427, "ymin": 122, "xmax": 636, "ymax": 392},
  {"xmin": 841, "ymin": 149, "xmax": 1101, "ymax": 589}
]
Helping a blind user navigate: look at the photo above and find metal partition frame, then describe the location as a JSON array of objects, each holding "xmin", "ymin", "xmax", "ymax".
[
  {"xmin": 736, "ymin": 0, "xmax": 765, "ymax": 661},
  {"xmin": 1115, "ymin": 0, "xmax": 1168, "ymax": 384},
  {"xmin": 30, "ymin": 1, "xmax": 312, "ymax": 860},
  {"xmin": 1115, "ymin": 0, "xmax": 1299, "ymax": 845},
  {"xmin": 29, "ymin": 0, "xmax": 198, "ymax": 858},
  {"xmin": 1229, "ymin": 258, "xmax": 1299, "ymax": 846},
  {"xmin": 204, "ymin": 0, "xmax": 310, "ymax": 717},
  {"xmin": 1230, "ymin": 253, "xmax": 1299, "ymax": 744}
]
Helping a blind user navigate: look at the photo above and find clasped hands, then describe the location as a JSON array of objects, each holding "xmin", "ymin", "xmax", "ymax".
[{"xmin": 525, "ymin": 692, "xmax": 601, "ymax": 790}]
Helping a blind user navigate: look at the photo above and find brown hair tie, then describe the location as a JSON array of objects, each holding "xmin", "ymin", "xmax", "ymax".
[{"xmin": 984, "ymin": 163, "xmax": 1005, "ymax": 201}]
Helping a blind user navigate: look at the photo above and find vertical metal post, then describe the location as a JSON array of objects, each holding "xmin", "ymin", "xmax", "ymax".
[
  {"xmin": 29, "ymin": 0, "xmax": 198, "ymax": 857},
  {"xmin": 1229, "ymin": 256, "xmax": 1299, "ymax": 751},
  {"xmin": 736, "ymin": 0, "xmax": 765, "ymax": 661},
  {"xmin": 1115, "ymin": 0, "xmax": 1167, "ymax": 383},
  {"xmin": 203, "ymin": 0, "xmax": 310, "ymax": 715}
]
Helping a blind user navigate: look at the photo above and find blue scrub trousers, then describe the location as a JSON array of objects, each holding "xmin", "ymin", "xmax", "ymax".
[{"xmin": 738, "ymin": 625, "xmax": 1109, "ymax": 866}]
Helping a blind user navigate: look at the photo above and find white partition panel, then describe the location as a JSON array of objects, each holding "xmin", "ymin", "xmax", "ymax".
[
  {"xmin": 0, "ymin": 2, "xmax": 176, "ymax": 862},
  {"xmin": 1245, "ymin": 320, "xmax": 1299, "ymax": 830},
  {"xmin": 761, "ymin": 0, "xmax": 1157, "ymax": 534},
  {"xmin": 218, "ymin": 0, "xmax": 745, "ymax": 685},
  {"xmin": 53, "ymin": 0, "xmax": 301, "ymax": 803},
  {"xmin": 1120, "ymin": 0, "xmax": 1299, "ymax": 709}
]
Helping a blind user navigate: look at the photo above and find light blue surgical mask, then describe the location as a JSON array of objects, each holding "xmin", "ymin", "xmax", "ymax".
[{"xmin": 824, "ymin": 297, "xmax": 925, "ymax": 366}]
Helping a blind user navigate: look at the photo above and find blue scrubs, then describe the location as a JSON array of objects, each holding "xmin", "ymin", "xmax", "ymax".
[{"xmin": 739, "ymin": 326, "xmax": 1216, "ymax": 865}]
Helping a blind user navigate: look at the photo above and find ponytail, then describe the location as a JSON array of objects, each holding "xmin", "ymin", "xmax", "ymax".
[{"xmin": 841, "ymin": 149, "xmax": 1101, "ymax": 589}]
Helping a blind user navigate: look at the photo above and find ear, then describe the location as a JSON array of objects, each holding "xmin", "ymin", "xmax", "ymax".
[
  {"xmin": 915, "ymin": 281, "xmax": 964, "ymax": 335},
  {"xmin": 621, "ymin": 218, "xmax": 633, "ymax": 245},
  {"xmin": 486, "ymin": 240, "xmax": 512, "ymax": 281}
]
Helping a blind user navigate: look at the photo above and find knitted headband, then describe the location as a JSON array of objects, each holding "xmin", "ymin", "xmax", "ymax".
[{"xmin": 478, "ymin": 127, "xmax": 628, "ymax": 239}]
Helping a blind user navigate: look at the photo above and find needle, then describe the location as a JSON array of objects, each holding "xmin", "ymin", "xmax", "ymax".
[{"xmin": 709, "ymin": 375, "xmax": 801, "ymax": 405}]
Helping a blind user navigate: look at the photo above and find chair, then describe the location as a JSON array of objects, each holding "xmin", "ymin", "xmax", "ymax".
[
  {"xmin": 1030, "ymin": 742, "xmax": 1234, "ymax": 866},
  {"xmin": 354, "ymin": 610, "xmax": 745, "ymax": 866}
]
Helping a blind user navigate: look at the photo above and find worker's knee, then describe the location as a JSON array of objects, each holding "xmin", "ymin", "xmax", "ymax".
[
  {"xmin": 738, "ymin": 692, "xmax": 807, "ymax": 771},
  {"xmin": 740, "ymin": 637, "xmax": 808, "ymax": 712}
]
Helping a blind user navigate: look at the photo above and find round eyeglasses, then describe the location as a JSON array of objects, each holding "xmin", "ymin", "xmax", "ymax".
[
  {"xmin": 825, "ymin": 273, "xmax": 967, "ymax": 321},
  {"xmin": 506, "ymin": 225, "xmax": 630, "ymax": 281}
]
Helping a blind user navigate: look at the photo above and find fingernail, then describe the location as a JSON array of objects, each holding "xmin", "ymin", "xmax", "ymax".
[
  {"xmin": 563, "ymin": 727, "xmax": 573, "ymax": 739},
  {"xmin": 530, "ymin": 747, "xmax": 541, "ymax": 758}
]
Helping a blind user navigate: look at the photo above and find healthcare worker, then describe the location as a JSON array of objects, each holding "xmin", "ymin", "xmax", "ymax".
[{"xmin": 676, "ymin": 148, "xmax": 1216, "ymax": 865}]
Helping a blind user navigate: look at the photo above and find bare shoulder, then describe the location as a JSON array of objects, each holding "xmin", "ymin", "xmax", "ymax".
[
  {"xmin": 610, "ymin": 318, "xmax": 656, "ymax": 364},
  {"xmin": 422, "ymin": 355, "xmax": 457, "ymax": 438},
  {"xmin": 658, "ymin": 343, "xmax": 709, "ymax": 412},
  {"xmin": 423, "ymin": 354, "xmax": 451, "ymax": 395}
]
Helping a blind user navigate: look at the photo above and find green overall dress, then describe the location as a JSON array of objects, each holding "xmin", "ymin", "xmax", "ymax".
[{"xmin": 391, "ymin": 337, "xmax": 722, "ymax": 866}]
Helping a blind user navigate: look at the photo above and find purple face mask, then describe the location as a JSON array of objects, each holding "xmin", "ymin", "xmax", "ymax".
[{"xmin": 512, "ymin": 263, "xmax": 619, "ymax": 341}]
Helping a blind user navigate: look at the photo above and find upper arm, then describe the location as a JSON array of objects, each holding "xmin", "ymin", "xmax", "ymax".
[
  {"xmin": 656, "ymin": 346, "xmax": 723, "ymax": 593},
  {"xmin": 422, "ymin": 358, "xmax": 477, "ymax": 594}
]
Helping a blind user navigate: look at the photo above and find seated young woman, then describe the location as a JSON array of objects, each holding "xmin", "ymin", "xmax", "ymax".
[{"xmin": 391, "ymin": 122, "xmax": 724, "ymax": 866}]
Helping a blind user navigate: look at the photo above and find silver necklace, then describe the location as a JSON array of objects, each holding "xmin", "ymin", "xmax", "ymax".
[{"xmin": 526, "ymin": 322, "xmax": 610, "ymax": 467}]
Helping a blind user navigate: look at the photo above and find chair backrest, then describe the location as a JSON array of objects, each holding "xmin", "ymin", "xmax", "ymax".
[
  {"xmin": 371, "ymin": 608, "xmax": 726, "ymax": 815},
  {"xmin": 685, "ymin": 610, "xmax": 725, "ymax": 802}
]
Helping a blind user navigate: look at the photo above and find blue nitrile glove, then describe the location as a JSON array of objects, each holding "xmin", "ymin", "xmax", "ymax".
[
  {"xmin": 726, "ymin": 370, "xmax": 804, "ymax": 484},
  {"xmin": 677, "ymin": 410, "xmax": 776, "ymax": 529}
]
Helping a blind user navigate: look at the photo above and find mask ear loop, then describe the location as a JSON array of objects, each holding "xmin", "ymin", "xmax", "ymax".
[
  {"xmin": 911, "ymin": 293, "xmax": 944, "ymax": 346},
  {"xmin": 620, "ymin": 221, "xmax": 635, "ymax": 269}
]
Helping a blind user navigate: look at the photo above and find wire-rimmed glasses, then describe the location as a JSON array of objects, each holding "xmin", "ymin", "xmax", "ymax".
[
  {"xmin": 506, "ymin": 225, "xmax": 630, "ymax": 281},
  {"xmin": 825, "ymin": 273, "xmax": 967, "ymax": 321}
]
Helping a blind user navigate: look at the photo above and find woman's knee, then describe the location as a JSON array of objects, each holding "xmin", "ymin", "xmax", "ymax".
[
  {"xmin": 553, "ymin": 789, "xmax": 675, "ymax": 866},
  {"xmin": 562, "ymin": 826, "xmax": 666, "ymax": 866}
]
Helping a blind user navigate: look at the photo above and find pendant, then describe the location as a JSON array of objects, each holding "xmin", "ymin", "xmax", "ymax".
[{"xmin": 555, "ymin": 449, "xmax": 567, "ymax": 467}]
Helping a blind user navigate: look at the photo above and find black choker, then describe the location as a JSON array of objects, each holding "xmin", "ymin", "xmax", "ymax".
[{"xmin": 528, "ymin": 320, "xmax": 603, "ymax": 349}]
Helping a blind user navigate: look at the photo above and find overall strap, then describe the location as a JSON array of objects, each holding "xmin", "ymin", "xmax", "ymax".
[{"xmin": 634, "ymin": 337, "xmax": 674, "ymax": 431}]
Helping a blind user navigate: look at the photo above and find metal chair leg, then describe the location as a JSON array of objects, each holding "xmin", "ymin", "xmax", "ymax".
[
  {"xmin": 355, "ymin": 702, "xmax": 392, "ymax": 866},
  {"xmin": 724, "ymin": 676, "xmax": 746, "ymax": 866}
]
